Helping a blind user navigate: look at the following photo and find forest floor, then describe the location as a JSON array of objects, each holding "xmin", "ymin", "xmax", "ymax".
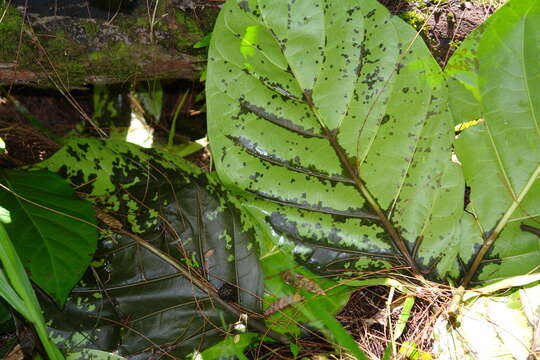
[{"xmin": 0, "ymin": 0, "xmax": 506, "ymax": 359}]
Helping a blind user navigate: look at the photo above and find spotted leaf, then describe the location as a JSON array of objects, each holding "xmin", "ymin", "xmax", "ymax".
[
  {"xmin": 207, "ymin": 0, "xmax": 465, "ymax": 280},
  {"xmin": 36, "ymin": 138, "xmax": 264, "ymax": 358}
]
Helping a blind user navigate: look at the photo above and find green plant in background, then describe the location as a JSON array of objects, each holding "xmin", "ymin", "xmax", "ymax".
[
  {"xmin": 194, "ymin": 32, "xmax": 212, "ymax": 49},
  {"xmin": 135, "ymin": 80, "xmax": 164, "ymax": 123},
  {"xmin": 298, "ymin": 297, "xmax": 368, "ymax": 360},
  {"xmin": 92, "ymin": 84, "xmax": 132, "ymax": 140},
  {"xmin": 399, "ymin": 10, "xmax": 427, "ymax": 31},
  {"xmin": 0, "ymin": 88, "xmax": 61, "ymax": 143},
  {"xmin": 93, "ymin": 84, "xmax": 120, "ymax": 122},
  {"xmin": 167, "ymin": 90, "xmax": 189, "ymax": 147},
  {"xmin": 198, "ymin": 333, "xmax": 259, "ymax": 360}
]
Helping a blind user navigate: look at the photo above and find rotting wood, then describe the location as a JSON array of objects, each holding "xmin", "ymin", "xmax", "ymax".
[{"xmin": 0, "ymin": 0, "xmax": 220, "ymax": 88}]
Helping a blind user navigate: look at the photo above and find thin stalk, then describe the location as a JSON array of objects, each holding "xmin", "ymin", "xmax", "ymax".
[
  {"xmin": 386, "ymin": 286, "xmax": 396, "ymax": 356},
  {"xmin": 167, "ymin": 91, "xmax": 189, "ymax": 147}
]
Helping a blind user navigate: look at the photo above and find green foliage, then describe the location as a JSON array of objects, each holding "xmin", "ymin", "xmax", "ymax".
[
  {"xmin": 0, "ymin": 88, "xmax": 60, "ymax": 142},
  {"xmin": 1, "ymin": 0, "xmax": 538, "ymax": 357},
  {"xmin": 0, "ymin": 222, "xmax": 65, "ymax": 359},
  {"xmin": 65, "ymin": 349, "xmax": 127, "ymax": 360},
  {"xmin": 446, "ymin": 0, "xmax": 540, "ymax": 285},
  {"xmin": 0, "ymin": 169, "xmax": 98, "ymax": 304},
  {"xmin": 394, "ymin": 296, "xmax": 415, "ymax": 340},
  {"xmin": 261, "ymin": 246, "xmax": 352, "ymax": 338},
  {"xmin": 37, "ymin": 138, "xmax": 264, "ymax": 358},
  {"xmin": 168, "ymin": 90, "xmax": 189, "ymax": 146},
  {"xmin": 199, "ymin": 333, "xmax": 259, "ymax": 360},
  {"xmin": 207, "ymin": 0, "xmax": 465, "ymax": 282},
  {"xmin": 298, "ymin": 297, "xmax": 368, "ymax": 360},
  {"xmin": 135, "ymin": 80, "xmax": 164, "ymax": 123},
  {"xmin": 398, "ymin": 10, "xmax": 427, "ymax": 31},
  {"xmin": 194, "ymin": 33, "xmax": 212, "ymax": 49},
  {"xmin": 0, "ymin": 2, "xmax": 23, "ymax": 61},
  {"xmin": 207, "ymin": 0, "xmax": 540, "ymax": 289}
]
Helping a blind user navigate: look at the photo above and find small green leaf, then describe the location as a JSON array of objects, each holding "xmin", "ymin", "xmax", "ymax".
[
  {"xmin": 199, "ymin": 333, "xmax": 259, "ymax": 360},
  {"xmin": 0, "ymin": 170, "xmax": 97, "ymax": 305},
  {"xmin": 194, "ymin": 32, "xmax": 212, "ymax": 48},
  {"xmin": 393, "ymin": 296, "xmax": 415, "ymax": 340},
  {"xmin": 289, "ymin": 343, "xmax": 302, "ymax": 358}
]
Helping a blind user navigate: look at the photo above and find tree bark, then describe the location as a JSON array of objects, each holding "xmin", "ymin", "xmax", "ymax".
[{"xmin": 0, "ymin": 0, "xmax": 221, "ymax": 89}]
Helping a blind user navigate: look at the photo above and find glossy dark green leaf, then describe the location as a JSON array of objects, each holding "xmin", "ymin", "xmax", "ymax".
[
  {"xmin": 207, "ymin": 0, "xmax": 464, "ymax": 280},
  {"xmin": 448, "ymin": 0, "xmax": 540, "ymax": 286},
  {"xmin": 0, "ymin": 169, "xmax": 97, "ymax": 305},
  {"xmin": 36, "ymin": 138, "xmax": 264, "ymax": 358}
]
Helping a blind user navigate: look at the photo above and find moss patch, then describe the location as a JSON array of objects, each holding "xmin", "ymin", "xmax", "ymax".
[
  {"xmin": 0, "ymin": 3, "xmax": 24, "ymax": 61},
  {"xmin": 173, "ymin": 10, "xmax": 204, "ymax": 49},
  {"xmin": 80, "ymin": 21, "xmax": 99, "ymax": 38},
  {"xmin": 399, "ymin": 10, "xmax": 428, "ymax": 31},
  {"xmin": 87, "ymin": 41, "xmax": 137, "ymax": 79}
]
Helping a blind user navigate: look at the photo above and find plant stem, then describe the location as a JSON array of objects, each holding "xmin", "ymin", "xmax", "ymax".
[{"xmin": 167, "ymin": 91, "xmax": 189, "ymax": 147}]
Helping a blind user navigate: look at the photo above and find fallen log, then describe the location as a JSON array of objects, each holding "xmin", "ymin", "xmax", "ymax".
[{"xmin": 0, "ymin": 0, "xmax": 220, "ymax": 89}]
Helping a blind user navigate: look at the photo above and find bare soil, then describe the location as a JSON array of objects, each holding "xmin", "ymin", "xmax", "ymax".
[{"xmin": 380, "ymin": 0, "xmax": 501, "ymax": 65}]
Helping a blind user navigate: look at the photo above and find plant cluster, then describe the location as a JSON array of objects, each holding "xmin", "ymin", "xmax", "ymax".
[{"xmin": 0, "ymin": 0, "xmax": 538, "ymax": 358}]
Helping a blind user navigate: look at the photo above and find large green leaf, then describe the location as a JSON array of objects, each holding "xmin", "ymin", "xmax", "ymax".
[
  {"xmin": 447, "ymin": 0, "xmax": 540, "ymax": 286},
  {"xmin": 207, "ymin": 0, "xmax": 465, "ymax": 280},
  {"xmin": 36, "ymin": 139, "xmax": 264, "ymax": 358},
  {"xmin": 0, "ymin": 169, "xmax": 97, "ymax": 305}
]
